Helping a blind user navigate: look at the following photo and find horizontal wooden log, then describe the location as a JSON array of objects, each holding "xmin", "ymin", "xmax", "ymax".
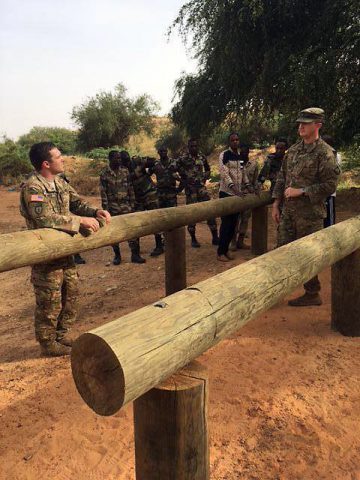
[
  {"xmin": 71, "ymin": 216, "xmax": 360, "ymax": 415},
  {"xmin": 0, "ymin": 192, "xmax": 271, "ymax": 273}
]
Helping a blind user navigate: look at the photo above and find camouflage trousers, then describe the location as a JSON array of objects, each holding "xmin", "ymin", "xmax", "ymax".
[
  {"xmin": 135, "ymin": 192, "xmax": 163, "ymax": 247},
  {"xmin": 277, "ymin": 204, "xmax": 324, "ymax": 294},
  {"xmin": 185, "ymin": 187, "xmax": 217, "ymax": 235},
  {"xmin": 158, "ymin": 191, "xmax": 177, "ymax": 209},
  {"xmin": 232, "ymin": 209, "xmax": 252, "ymax": 241},
  {"xmin": 31, "ymin": 258, "xmax": 79, "ymax": 345},
  {"xmin": 110, "ymin": 211, "xmax": 139, "ymax": 254}
]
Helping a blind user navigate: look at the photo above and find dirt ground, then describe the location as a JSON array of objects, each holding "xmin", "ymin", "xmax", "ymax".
[{"xmin": 0, "ymin": 187, "xmax": 359, "ymax": 480}]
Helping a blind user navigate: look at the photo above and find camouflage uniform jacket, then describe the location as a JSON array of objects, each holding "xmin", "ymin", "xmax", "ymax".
[
  {"xmin": 129, "ymin": 157, "xmax": 157, "ymax": 200},
  {"xmin": 149, "ymin": 158, "xmax": 180, "ymax": 194},
  {"xmin": 272, "ymin": 138, "xmax": 340, "ymax": 217},
  {"xmin": 258, "ymin": 154, "xmax": 283, "ymax": 192},
  {"xmin": 20, "ymin": 172, "xmax": 97, "ymax": 234},
  {"xmin": 176, "ymin": 152, "xmax": 211, "ymax": 194},
  {"xmin": 100, "ymin": 165, "xmax": 135, "ymax": 215}
]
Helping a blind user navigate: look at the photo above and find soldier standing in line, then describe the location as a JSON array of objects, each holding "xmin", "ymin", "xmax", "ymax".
[
  {"xmin": 176, "ymin": 138, "xmax": 219, "ymax": 248},
  {"xmin": 120, "ymin": 150, "xmax": 164, "ymax": 257},
  {"xmin": 149, "ymin": 146, "xmax": 180, "ymax": 208},
  {"xmin": 100, "ymin": 150, "xmax": 145, "ymax": 265},
  {"xmin": 272, "ymin": 108, "xmax": 340, "ymax": 306},
  {"xmin": 20, "ymin": 142, "xmax": 111, "ymax": 356},
  {"xmin": 258, "ymin": 140, "xmax": 288, "ymax": 193}
]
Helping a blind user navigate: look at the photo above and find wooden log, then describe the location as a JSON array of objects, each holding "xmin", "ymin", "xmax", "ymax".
[
  {"xmin": 331, "ymin": 248, "xmax": 360, "ymax": 336},
  {"xmin": 134, "ymin": 362, "xmax": 209, "ymax": 480},
  {"xmin": 71, "ymin": 216, "xmax": 360, "ymax": 415},
  {"xmin": 164, "ymin": 227, "xmax": 187, "ymax": 296},
  {"xmin": 0, "ymin": 192, "xmax": 271, "ymax": 273},
  {"xmin": 251, "ymin": 204, "xmax": 268, "ymax": 255}
]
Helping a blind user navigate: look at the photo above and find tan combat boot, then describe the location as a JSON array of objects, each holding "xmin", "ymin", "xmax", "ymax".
[
  {"xmin": 288, "ymin": 293, "xmax": 322, "ymax": 307},
  {"xmin": 41, "ymin": 341, "xmax": 71, "ymax": 357},
  {"xmin": 57, "ymin": 335, "xmax": 73, "ymax": 347}
]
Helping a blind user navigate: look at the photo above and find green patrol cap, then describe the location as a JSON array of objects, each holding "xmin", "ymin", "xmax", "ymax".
[{"xmin": 296, "ymin": 107, "xmax": 325, "ymax": 123}]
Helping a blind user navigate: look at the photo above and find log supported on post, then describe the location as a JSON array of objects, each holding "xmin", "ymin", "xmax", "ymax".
[
  {"xmin": 0, "ymin": 192, "xmax": 272, "ymax": 273},
  {"xmin": 251, "ymin": 204, "xmax": 268, "ymax": 255},
  {"xmin": 134, "ymin": 362, "xmax": 209, "ymax": 480},
  {"xmin": 164, "ymin": 227, "xmax": 186, "ymax": 296},
  {"xmin": 71, "ymin": 216, "xmax": 360, "ymax": 415},
  {"xmin": 331, "ymin": 248, "xmax": 360, "ymax": 336}
]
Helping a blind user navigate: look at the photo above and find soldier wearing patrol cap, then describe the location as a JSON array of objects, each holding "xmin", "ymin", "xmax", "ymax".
[{"xmin": 272, "ymin": 108, "xmax": 341, "ymax": 307}]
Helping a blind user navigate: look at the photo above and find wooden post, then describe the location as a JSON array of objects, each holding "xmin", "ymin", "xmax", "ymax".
[
  {"xmin": 133, "ymin": 361, "xmax": 209, "ymax": 480},
  {"xmin": 164, "ymin": 227, "xmax": 187, "ymax": 296},
  {"xmin": 251, "ymin": 204, "xmax": 268, "ymax": 255},
  {"xmin": 331, "ymin": 248, "xmax": 360, "ymax": 336}
]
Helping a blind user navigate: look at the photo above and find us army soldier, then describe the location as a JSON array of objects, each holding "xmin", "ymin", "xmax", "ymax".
[
  {"xmin": 272, "ymin": 108, "xmax": 340, "ymax": 306},
  {"xmin": 20, "ymin": 142, "xmax": 110, "ymax": 356}
]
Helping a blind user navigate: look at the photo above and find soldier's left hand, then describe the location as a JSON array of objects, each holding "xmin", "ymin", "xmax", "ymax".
[
  {"xmin": 96, "ymin": 209, "xmax": 111, "ymax": 224},
  {"xmin": 285, "ymin": 187, "xmax": 303, "ymax": 199}
]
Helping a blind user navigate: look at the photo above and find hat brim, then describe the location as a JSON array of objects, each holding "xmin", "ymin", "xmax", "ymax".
[{"xmin": 296, "ymin": 116, "xmax": 323, "ymax": 123}]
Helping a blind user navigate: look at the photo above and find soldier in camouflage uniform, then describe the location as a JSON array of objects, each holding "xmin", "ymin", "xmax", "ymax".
[
  {"xmin": 258, "ymin": 140, "xmax": 288, "ymax": 193},
  {"xmin": 20, "ymin": 142, "xmax": 110, "ymax": 356},
  {"xmin": 120, "ymin": 151, "xmax": 164, "ymax": 257},
  {"xmin": 149, "ymin": 146, "xmax": 180, "ymax": 208},
  {"xmin": 100, "ymin": 150, "xmax": 145, "ymax": 264},
  {"xmin": 176, "ymin": 139, "xmax": 219, "ymax": 248},
  {"xmin": 272, "ymin": 108, "xmax": 340, "ymax": 306}
]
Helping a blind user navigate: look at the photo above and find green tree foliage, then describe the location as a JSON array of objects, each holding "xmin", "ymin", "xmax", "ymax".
[
  {"xmin": 18, "ymin": 127, "xmax": 78, "ymax": 154},
  {"xmin": 71, "ymin": 83, "xmax": 159, "ymax": 151},
  {"xmin": 171, "ymin": 0, "xmax": 360, "ymax": 143},
  {"xmin": 0, "ymin": 137, "xmax": 32, "ymax": 179},
  {"xmin": 155, "ymin": 124, "xmax": 186, "ymax": 157}
]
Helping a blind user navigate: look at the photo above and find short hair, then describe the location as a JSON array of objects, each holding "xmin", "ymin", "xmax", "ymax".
[
  {"xmin": 188, "ymin": 138, "xmax": 198, "ymax": 145},
  {"xmin": 228, "ymin": 132, "xmax": 240, "ymax": 141},
  {"xmin": 29, "ymin": 142, "xmax": 56, "ymax": 171},
  {"xmin": 108, "ymin": 150, "xmax": 120, "ymax": 161},
  {"xmin": 120, "ymin": 150, "xmax": 130, "ymax": 159},
  {"xmin": 276, "ymin": 138, "xmax": 288, "ymax": 148}
]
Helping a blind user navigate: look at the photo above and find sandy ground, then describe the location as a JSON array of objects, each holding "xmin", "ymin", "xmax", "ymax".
[{"xmin": 0, "ymin": 187, "xmax": 359, "ymax": 480}]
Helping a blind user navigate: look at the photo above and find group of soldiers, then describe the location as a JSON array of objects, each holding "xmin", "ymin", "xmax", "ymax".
[
  {"xmin": 19, "ymin": 107, "xmax": 340, "ymax": 357},
  {"xmin": 97, "ymin": 138, "xmax": 220, "ymax": 266}
]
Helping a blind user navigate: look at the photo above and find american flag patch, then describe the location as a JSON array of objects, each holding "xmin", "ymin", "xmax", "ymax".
[{"xmin": 30, "ymin": 194, "xmax": 44, "ymax": 202}]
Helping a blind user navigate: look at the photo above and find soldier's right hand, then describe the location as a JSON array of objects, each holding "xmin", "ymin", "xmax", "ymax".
[
  {"xmin": 271, "ymin": 205, "xmax": 281, "ymax": 225},
  {"xmin": 80, "ymin": 217, "xmax": 100, "ymax": 232}
]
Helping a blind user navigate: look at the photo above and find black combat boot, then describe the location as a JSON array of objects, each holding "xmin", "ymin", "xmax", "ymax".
[
  {"xmin": 189, "ymin": 231, "xmax": 201, "ymax": 248},
  {"xmin": 288, "ymin": 292, "xmax": 322, "ymax": 307},
  {"xmin": 112, "ymin": 245, "xmax": 122, "ymax": 265},
  {"xmin": 74, "ymin": 253, "xmax": 86, "ymax": 264},
  {"xmin": 150, "ymin": 234, "xmax": 165, "ymax": 257},
  {"xmin": 131, "ymin": 245, "xmax": 146, "ymax": 264}
]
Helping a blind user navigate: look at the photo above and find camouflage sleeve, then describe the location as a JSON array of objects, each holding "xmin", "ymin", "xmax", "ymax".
[
  {"xmin": 305, "ymin": 152, "xmax": 340, "ymax": 203},
  {"xmin": 175, "ymin": 158, "xmax": 186, "ymax": 191},
  {"xmin": 258, "ymin": 159, "xmax": 270, "ymax": 183},
  {"xmin": 99, "ymin": 175, "xmax": 108, "ymax": 211},
  {"xmin": 252, "ymin": 163, "xmax": 259, "ymax": 187},
  {"xmin": 272, "ymin": 155, "xmax": 287, "ymax": 200},
  {"xmin": 203, "ymin": 157, "xmax": 211, "ymax": 181},
  {"xmin": 22, "ymin": 185, "xmax": 81, "ymax": 234},
  {"xmin": 69, "ymin": 184, "xmax": 98, "ymax": 217}
]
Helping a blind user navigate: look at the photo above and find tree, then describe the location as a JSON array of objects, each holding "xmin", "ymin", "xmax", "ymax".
[
  {"xmin": 71, "ymin": 83, "xmax": 159, "ymax": 151},
  {"xmin": 18, "ymin": 127, "xmax": 77, "ymax": 154},
  {"xmin": 171, "ymin": 0, "xmax": 360, "ymax": 143},
  {"xmin": 0, "ymin": 137, "xmax": 32, "ymax": 178}
]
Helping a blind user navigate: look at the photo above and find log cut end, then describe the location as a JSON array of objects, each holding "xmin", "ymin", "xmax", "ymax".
[{"xmin": 71, "ymin": 333, "xmax": 125, "ymax": 416}]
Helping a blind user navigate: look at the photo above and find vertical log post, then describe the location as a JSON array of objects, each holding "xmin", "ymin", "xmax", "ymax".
[
  {"xmin": 331, "ymin": 248, "xmax": 360, "ymax": 336},
  {"xmin": 133, "ymin": 361, "xmax": 209, "ymax": 480},
  {"xmin": 164, "ymin": 227, "xmax": 187, "ymax": 295},
  {"xmin": 251, "ymin": 204, "xmax": 268, "ymax": 255}
]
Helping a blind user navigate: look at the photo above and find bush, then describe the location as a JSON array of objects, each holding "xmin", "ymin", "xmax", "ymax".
[
  {"xmin": 342, "ymin": 135, "xmax": 360, "ymax": 171},
  {"xmin": 0, "ymin": 138, "xmax": 32, "ymax": 180},
  {"xmin": 18, "ymin": 127, "xmax": 78, "ymax": 154}
]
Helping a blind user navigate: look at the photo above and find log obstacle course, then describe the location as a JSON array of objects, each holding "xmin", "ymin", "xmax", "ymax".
[
  {"xmin": 0, "ymin": 191, "xmax": 271, "ymax": 273},
  {"xmin": 1, "ymin": 193, "xmax": 359, "ymax": 478}
]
